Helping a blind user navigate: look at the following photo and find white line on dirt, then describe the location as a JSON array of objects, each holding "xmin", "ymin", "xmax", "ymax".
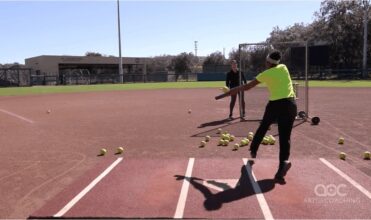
[
  {"xmin": 54, "ymin": 157, "xmax": 123, "ymax": 217},
  {"xmin": 174, "ymin": 158, "xmax": 195, "ymax": 219},
  {"xmin": 319, "ymin": 158, "xmax": 371, "ymax": 199},
  {"xmin": 0, "ymin": 108, "xmax": 34, "ymax": 124},
  {"xmin": 243, "ymin": 158, "xmax": 274, "ymax": 220}
]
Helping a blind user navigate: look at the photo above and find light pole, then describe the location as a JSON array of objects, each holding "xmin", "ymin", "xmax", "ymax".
[
  {"xmin": 117, "ymin": 0, "xmax": 123, "ymax": 83},
  {"xmin": 194, "ymin": 41, "xmax": 198, "ymax": 57},
  {"xmin": 363, "ymin": 0, "xmax": 369, "ymax": 78}
]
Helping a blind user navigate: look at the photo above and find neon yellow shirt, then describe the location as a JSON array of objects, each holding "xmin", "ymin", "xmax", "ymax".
[{"xmin": 256, "ymin": 64, "xmax": 295, "ymax": 101}]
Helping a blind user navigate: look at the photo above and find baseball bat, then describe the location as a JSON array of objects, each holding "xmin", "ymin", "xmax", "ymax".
[{"xmin": 214, "ymin": 85, "xmax": 244, "ymax": 100}]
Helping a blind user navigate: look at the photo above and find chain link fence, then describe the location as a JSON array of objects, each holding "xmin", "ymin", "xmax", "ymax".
[
  {"xmin": 0, "ymin": 68, "xmax": 31, "ymax": 86},
  {"xmin": 0, "ymin": 69, "xmax": 369, "ymax": 87}
]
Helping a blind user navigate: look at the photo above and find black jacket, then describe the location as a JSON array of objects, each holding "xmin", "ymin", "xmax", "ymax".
[{"xmin": 226, "ymin": 70, "xmax": 247, "ymax": 88}]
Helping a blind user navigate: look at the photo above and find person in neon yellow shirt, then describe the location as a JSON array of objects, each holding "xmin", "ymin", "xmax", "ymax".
[{"xmin": 222, "ymin": 51, "xmax": 297, "ymax": 183}]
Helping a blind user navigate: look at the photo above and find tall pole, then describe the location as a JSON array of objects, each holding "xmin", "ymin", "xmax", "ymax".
[
  {"xmin": 194, "ymin": 41, "xmax": 198, "ymax": 57},
  {"xmin": 363, "ymin": 0, "xmax": 369, "ymax": 79},
  {"xmin": 117, "ymin": 0, "xmax": 123, "ymax": 83},
  {"xmin": 238, "ymin": 44, "xmax": 242, "ymax": 119},
  {"xmin": 305, "ymin": 41, "xmax": 309, "ymax": 120}
]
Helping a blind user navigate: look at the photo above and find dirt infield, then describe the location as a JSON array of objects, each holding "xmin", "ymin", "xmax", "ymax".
[{"xmin": 0, "ymin": 87, "xmax": 370, "ymax": 218}]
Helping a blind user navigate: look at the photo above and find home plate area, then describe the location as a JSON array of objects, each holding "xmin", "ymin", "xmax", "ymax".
[{"xmin": 29, "ymin": 157, "xmax": 371, "ymax": 219}]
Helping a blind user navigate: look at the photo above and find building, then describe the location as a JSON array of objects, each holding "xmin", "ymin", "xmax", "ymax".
[
  {"xmin": 25, "ymin": 55, "xmax": 148, "ymax": 85},
  {"xmin": 25, "ymin": 55, "xmax": 147, "ymax": 75}
]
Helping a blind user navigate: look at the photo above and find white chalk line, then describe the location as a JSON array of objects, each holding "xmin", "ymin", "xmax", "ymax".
[
  {"xmin": 320, "ymin": 158, "xmax": 371, "ymax": 200},
  {"xmin": 243, "ymin": 158, "xmax": 274, "ymax": 220},
  {"xmin": 0, "ymin": 161, "xmax": 41, "ymax": 182},
  {"xmin": 0, "ymin": 108, "xmax": 34, "ymax": 124},
  {"xmin": 295, "ymin": 129, "xmax": 370, "ymax": 172},
  {"xmin": 174, "ymin": 158, "xmax": 195, "ymax": 219},
  {"xmin": 53, "ymin": 157, "xmax": 123, "ymax": 217}
]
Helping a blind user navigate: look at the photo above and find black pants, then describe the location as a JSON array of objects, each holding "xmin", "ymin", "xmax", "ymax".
[
  {"xmin": 230, "ymin": 92, "xmax": 245, "ymax": 116},
  {"xmin": 250, "ymin": 98, "xmax": 297, "ymax": 163}
]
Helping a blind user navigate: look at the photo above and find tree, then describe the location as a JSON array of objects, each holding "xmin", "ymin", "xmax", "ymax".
[
  {"xmin": 312, "ymin": 0, "xmax": 367, "ymax": 68},
  {"xmin": 0, "ymin": 62, "xmax": 23, "ymax": 68},
  {"xmin": 85, "ymin": 52, "xmax": 102, "ymax": 57},
  {"xmin": 203, "ymin": 51, "xmax": 226, "ymax": 65},
  {"xmin": 169, "ymin": 52, "xmax": 196, "ymax": 80},
  {"xmin": 229, "ymin": 48, "xmax": 250, "ymax": 72},
  {"xmin": 146, "ymin": 55, "xmax": 175, "ymax": 74},
  {"xmin": 267, "ymin": 23, "xmax": 311, "ymax": 43},
  {"xmin": 265, "ymin": 0, "xmax": 370, "ymax": 69}
]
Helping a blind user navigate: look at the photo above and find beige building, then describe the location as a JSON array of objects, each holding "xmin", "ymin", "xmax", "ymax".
[{"xmin": 25, "ymin": 55, "xmax": 148, "ymax": 76}]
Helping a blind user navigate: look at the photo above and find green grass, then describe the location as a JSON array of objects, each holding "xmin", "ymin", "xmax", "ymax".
[
  {"xmin": 300, "ymin": 80, "xmax": 371, "ymax": 87},
  {"xmin": 0, "ymin": 82, "xmax": 224, "ymax": 96},
  {"xmin": 1, "ymin": 80, "xmax": 370, "ymax": 96}
]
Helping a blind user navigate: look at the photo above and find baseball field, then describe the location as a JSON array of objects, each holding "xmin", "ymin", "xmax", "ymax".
[{"xmin": 0, "ymin": 80, "xmax": 370, "ymax": 219}]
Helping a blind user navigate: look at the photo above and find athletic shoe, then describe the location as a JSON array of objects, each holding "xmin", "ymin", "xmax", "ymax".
[
  {"xmin": 274, "ymin": 160, "xmax": 291, "ymax": 180},
  {"xmin": 274, "ymin": 176, "xmax": 286, "ymax": 184}
]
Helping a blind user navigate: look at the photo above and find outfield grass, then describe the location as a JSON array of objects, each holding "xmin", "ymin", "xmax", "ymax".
[
  {"xmin": 0, "ymin": 82, "xmax": 224, "ymax": 96},
  {"xmin": 0, "ymin": 80, "xmax": 370, "ymax": 96},
  {"xmin": 303, "ymin": 80, "xmax": 371, "ymax": 87}
]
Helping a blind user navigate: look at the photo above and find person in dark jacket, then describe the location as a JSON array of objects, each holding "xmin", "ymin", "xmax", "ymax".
[{"xmin": 226, "ymin": 60, "xmax": 246, "ymax": 119}]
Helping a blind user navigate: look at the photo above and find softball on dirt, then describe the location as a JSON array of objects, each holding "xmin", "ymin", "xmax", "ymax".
[
  {"xmin": 223, "ymin": 140, "xmax": 229, "ymax": 146},
  {"xmin": 100, "ymin": 148, "xmax": 107, "ymax": 156},
  {"xmin": 248, "ymin": 132, "xmax": 254, "ymax": 136},
  {"xmin": 268, "ymin": 135, "xmax": 276, "ymax": 145},
  {"xmin": 230, "ymin": 135, "xmax": 235, "ymax": 141},
  {"xmin": 339, "ymin": 152, "xmax": 346, "ymax": 160},
  {"xmin": 240, "ymin": 138, "xmax": 250, "ymax": 147},
  {"xmin": 205, "ymin": 135, "xmax": 211, "ymax": 142},
  {"xmin": 240, "ymin": 139, "xmax": 247, "ymax": 146},
  {"xmin": 218, "ymin": 139, "xmax": 224, "ymax": 146},
  {"xmin": 338, "ymin": 137, "xmax": 345, "ymax": 145},
  {"xmin": 262, "ymin": 136, "xmax": 270, "ymax": 145},
  {"xmin": 233, "ymin": 143, "xmax": 239, "ymax": 151},
  {"xmin": 224, "ymin": 134, "xmax": 231, "ymax": 141},
  {"xmin": 247, "ymin": 134, "xmax": 254, "ymax": 141},
  {"xmin": 221, "ymin": 134, "xmax": 227, "ymax": 140},
  {"xmin": 217, "ymin": 128, "xmax": 222, "ymax": 134},
  {"xmin": 200, "ymin": 141, "xmax": 206, "ymax": 147},
  {"xmin": 221, "ymin": 86, "xmax": 230, "ymax": 93},
  {"xmin": 363, "ymin": 151, "xmax": 371, "ymax": 160},
  {"xmin": 116, "ymin": 147, "xmax": 124, "ymax": 154}
]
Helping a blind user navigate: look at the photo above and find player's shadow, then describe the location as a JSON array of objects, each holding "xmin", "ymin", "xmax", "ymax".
[
  {"xmin": 174, "ymin": 161, "xmax": 276, "ymax": 211},
  {"xmin": 198, "ymin": 118, "xmax": 264, "ymax": 128},
  {"xmin": 192, "ymin": 118, "xmax": 306, "ymax": 138},
  {"xmin": 197, "ymin": 118, "xmax": 238, "ymax": 128}
]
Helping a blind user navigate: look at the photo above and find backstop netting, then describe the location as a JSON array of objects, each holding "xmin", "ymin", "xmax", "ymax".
[{"xmin": 237, "ymin": 41, "xmax": 309, "ymax": 121}]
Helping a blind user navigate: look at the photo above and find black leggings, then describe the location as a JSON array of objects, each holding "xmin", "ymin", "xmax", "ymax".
[
  {"xmin": 250, "ymin": 98, "xmax": 297, "ymax": 163},
  {"xmin": 230, "ymin": 92, "xmax": 245, "ymax": 115}
]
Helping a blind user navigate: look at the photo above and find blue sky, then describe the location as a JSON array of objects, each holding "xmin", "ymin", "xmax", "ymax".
[{"xmin": 0, "ymin": 0, "xmax": 322, "ymax": 64}]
